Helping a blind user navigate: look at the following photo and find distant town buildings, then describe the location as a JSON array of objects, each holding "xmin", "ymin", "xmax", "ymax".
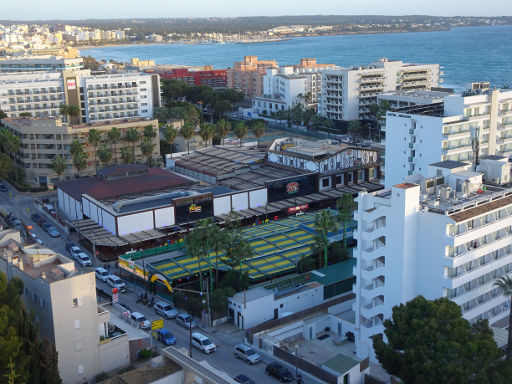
[
  {"xmin": 384, "ymin": 84, "xmax": 512, "ymax": 187},
  {"xmin": 0, "ymin": 68, "xmax": 161, "ymax": 123},
  {"xmin": 149, "ymin": 66, "xmax": 228, "ymax": 89},
  {"xmin": 0, "ymin": 230, "xmax": 129, "ymax": 383},
  {"xmin": 0, "ymin": 55, "xmax": 84, "ymax": 72},
  {"xmin": 227, "ymin": 55, "xmax": 278, "ymax": 98},
  {"xmin": 318, "ymin": 58, "xmax": 441, "ymax": 121},
  {"xmin": 1, "ymin": 117, "xmax": 160, "ymax": 186}
]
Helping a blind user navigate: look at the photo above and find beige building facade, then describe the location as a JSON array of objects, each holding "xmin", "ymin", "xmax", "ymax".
[
  {"xmin": 0, "ymin": 230, "xmax": 129, "ymax": 384},
  {"xmin": 1, "ymin": 116, "xmax": 160, "ymax": 186},
  {"xmin": 227, "ymin": 55, "xmax": 277, "ymax": 98}
]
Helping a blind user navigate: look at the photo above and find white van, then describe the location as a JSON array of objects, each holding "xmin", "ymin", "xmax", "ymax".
[
  {"xmin": 76, "ymin": 253, "xmax": 92, "ymax": 267},
  {"xmin": 191, "ymin": 332, "xmax": 216, "ymax": 354},
  {"xmin": 106, "ymin": 275, "xmax": 127, "ymax": 292},
  {"xmin": 95, "ymin": 267, "xmax": 109, "ymax": 282}
]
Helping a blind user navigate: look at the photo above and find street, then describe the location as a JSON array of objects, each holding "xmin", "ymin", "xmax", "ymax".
[{"xmin": 0, "ymin": 181, "xmax": 324, "ymax": 384}]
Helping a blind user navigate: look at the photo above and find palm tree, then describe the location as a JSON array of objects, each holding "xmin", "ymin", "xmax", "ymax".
[
  {"xmin": 184, "ymin": 230, "xmax": 205, "ymax": 292},
  {"xmin": 120, "ymin": 146, "xmax": 134, "ymax": 164},
  {"xmin": 314, "ymin": 210, "xmax": 338, "ymax": 268},
  {"xmin": 69, "ymin": 139, "xmax": 82, "ymax": 158},
  {"xmin": 226, "ymin": 234, "xmax": 253, "ymax": 283},
  {"xmin": 51, "ymin": 155, "xmax": 66, "ymax": 181},
  {"xmin": 199, "ymin": 122, "xmax": 212, "ymax": 148},
  {"xmin": 180, "ymin": 123, "xmax": 194, "ymax": 154},
  {"xmin": 209, "ymin": 226, "xmax": 229, "ymax": 288},
  {"xmin": 494, "ymin": 275, "xmax": 512, "ymax": 360},
  {"xmin": 233, "ymin": 122, "xmax": 248, "ymax": 147},
  {"xmin": 252, "ymin": 121, "xmax": 266, "ymax": 147},
  {"xmin": 140, "ymin": 137, "xmax": 156, "ymax": 166},
  {"xmin": 163, "ymin": 125, "xmax": 178, "ymax": 159},
  {"xmin": 88, "ymin": 129, "xmax": 101, "ymax": 171},
  {"xmin": 1, "ymin": 129, "xmax": 20, "ymax": 182},
  {"xmin": 336, "ymin": 194, "xmax": 357, "ymax": 249},
  {"xmin": 143, "ymin": 124, "xmax": 157, "ymax": 140},
  {"xmin": 107, "ymin": 127, "xmax": 121, "ymax": 164},
  {"xmin": 348, "ymin": 120, "xmax": 361, "ymax": 142},
  {"xmin": 215, "ymin": 119, "xmax": 231, "ymax": 145},
  {"xmin": 0, "ymin": 153, "xmax": 13, "ymax": 180},
  {"xmin": 125, "ymin": 127, "xmax": 140, "ymax": 163},
  {"xmin": 97, "ymin": 145, "xmax": 113, "ymax": 168},
  {"xmin": 59, "ymin": 104, "xmax": 80, "ymax": 124},
  {"xmin": 72, "ymin": 152, "xmax": 88, "ymax": 177}
]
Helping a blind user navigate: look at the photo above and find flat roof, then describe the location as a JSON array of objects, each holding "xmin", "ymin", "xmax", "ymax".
[
  {"xmin": 430, "ymin": 160, "xmax": 469, "ymax": 169},
  {"xmin": 323, "ymin": 353, "xmax": 360, "ymax": 374},
  {"xmin": 449, "ymin": 194, "xmax": 512, "ymax": 223},
  {"xmin": 59, "ymin": 166, "xmax": 195, "ymax": 202},
  {"xmin": 310, "ymin": 258, "xmax": 356, "ymax": 286}
]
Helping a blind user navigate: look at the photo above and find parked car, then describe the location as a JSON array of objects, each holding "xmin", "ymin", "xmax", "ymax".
[
  {"xmin": 69, "ymin": 246, "xmax": 82, "ymax": 259},
  {"xmin": 46, "ymin": 226, "xmax": 60, "ymax": 237},
  {"xmin": 234, "ymin": 375, "xmax": 256, "ymax": 384},
  {"xmin": 0, "ymin": 183, "xmax": 7, "ymax": 192},
  {"xmin": 41, "ymin": 222, "xmax": 51, "ymax": 231},
  {"xmin": 43, "ymin": 203, "xmax": 54, "ymax": 211},
  {"xmin": 154, "ymin": 301, "xmax": 178, "ymax": 319},
  {"xmin": 191, "ymin": 332, "xmax": 216, "ymax": 354},
  {"xmin": 156, "ymin": 329, "xmax": 176, "ymax": 346},
  {"xmin": 130, "ymin": 312, "xmax": 150, "ymax": 329},
  {"xmin": 29, "ymin": 232, "xmax": 44, "ymax": 245},
  {"xmin": 65, "ymin": 242, "xmax": 78, "ymax": 252},
  {"xmin": 106, "ymin": 275, "xmax": 127, "ymax": 292},
  {"xmin": 95, "ymin": 267, "xmax": 109, "ymax": 282},
  {"xmin": 30, "ymin": 213, "xmax": 42, "ymax": 222},
  {"xmin": 117, "ymin": 302, "xmax": 132, "ymax": 314},
  {"xmin": 233, "ymin": 344, "xmax": 261, "ymax": 365},
  {"xmin": 76, "ymin": 253, "xmax": 92, "ymax": 267},
  {"xmin": 265, "ymin": 362, "xmax": 293, "ymax": 382},
  {"xmin": 175, "ymin": 313, "xmax": 197, "ymax": 329}
]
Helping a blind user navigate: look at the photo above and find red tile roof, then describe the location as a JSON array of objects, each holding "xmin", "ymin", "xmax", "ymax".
[{"xmin": 59, "ymin": 167, "xmax": 195, "ymax": 202}]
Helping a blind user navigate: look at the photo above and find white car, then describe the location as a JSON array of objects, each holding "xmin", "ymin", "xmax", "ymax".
[
  {"xmin": 131, "ymin": 312, "xmax": 151, "ymax": 329},
  {"xmin": 106, "ymin": 275, "xmax": 127, "ymax": 292},
  {"xmin": 69, "ymin": 246, "xmax": 82, "ymax": 259},
  {"xmin": 192, "ymin": 332, "xmax": 216, "ymax": 354},
  {"xmin": 76, "ymin": 253, "xmax": 92, "ymax": 267},
  {"xmin": 29, "ymin": 232, "xmax": 44, "ymax": 245},
  {"xmin": 95, "ymin": 267, "xmax": 109, "ymax": 282}
]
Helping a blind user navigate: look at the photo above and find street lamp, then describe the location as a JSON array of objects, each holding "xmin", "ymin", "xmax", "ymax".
[{"xmin": 295, "ymin": 344, "xmax": 299, "ymax": 378}]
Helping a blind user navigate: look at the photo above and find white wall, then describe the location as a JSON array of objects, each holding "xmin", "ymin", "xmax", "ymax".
[
  {"xmin": 232, "ymin": 193, "xmax": 249, "ymax": 211},
  {"xmin": 117, "ymin": 211, "xmax": 154, "ymax": 236},
  {"xmin": 154, "ymin": 207, "xmax": 175, "ymax": 228},
  {"xmin": 249, "ymin": 188, "xmax": 267, "ymax": 208},
  {"xmin": 58, "ymin": 189, "xmax": 83, "ymax": 221},
  {"xmin": 101, "ymin": 210, "xmax": 116, "ymax": 235},
  {"xmin": 213, "ymin": 195, "xmax": 231, "ymax": 216}
]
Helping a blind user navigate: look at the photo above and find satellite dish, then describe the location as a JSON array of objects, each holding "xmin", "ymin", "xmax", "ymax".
[
  {"xmin": 268, "ymin": 153, "xmax": 278, "ymax": 162},
  {"xmin": 305, "ymin": 161, "xmax": 317, "ymax": 172}
]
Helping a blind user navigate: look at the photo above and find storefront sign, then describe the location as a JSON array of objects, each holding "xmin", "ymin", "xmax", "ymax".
[
  {"xmin": 286, "ymin": 182, "xmax": 299, "ymax": 194},
  {"xmin": 66, "ymin": 79, "xmax": 76, "ymax": 90},
  {"xmin": 288, "ymin": 204, "xmax": 309, "ymax": 214}
]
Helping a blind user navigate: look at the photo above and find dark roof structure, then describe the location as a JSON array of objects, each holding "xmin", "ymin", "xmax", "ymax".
[
  {"xmin": 59, "ymin": 165, "xmax": 195, "ymax": 201},
  {"xmin": 430, "ymin": 160, "xmax": 469, "ymax": 169}
]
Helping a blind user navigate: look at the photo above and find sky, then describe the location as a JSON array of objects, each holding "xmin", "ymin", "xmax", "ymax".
[{"xmin": 2, "ymin": 0, "xmax": 511, "ymax": 20}]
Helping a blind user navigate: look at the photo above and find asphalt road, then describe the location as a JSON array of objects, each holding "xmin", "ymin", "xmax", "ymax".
[{"xmin": 0, "ymin": 181, "xmax": 324, "ymax": 384}]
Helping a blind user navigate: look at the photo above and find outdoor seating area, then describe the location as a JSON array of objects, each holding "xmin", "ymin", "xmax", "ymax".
[{"xmin": 147, "ymin": 210, "xmax": 343, "ymax": 282}]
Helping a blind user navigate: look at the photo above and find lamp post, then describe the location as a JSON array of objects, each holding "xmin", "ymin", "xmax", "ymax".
[{"xmin": 295, "ymin": 344, "xmax": 299, "ymax": 379}]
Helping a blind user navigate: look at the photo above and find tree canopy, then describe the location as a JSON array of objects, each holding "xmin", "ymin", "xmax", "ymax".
[{"xmin": 373, "ymin": 296, "xmax": 507, "ymax": 384}]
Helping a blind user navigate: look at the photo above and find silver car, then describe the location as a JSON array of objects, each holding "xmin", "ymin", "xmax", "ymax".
[
  {"xmin": 233, "ymin": 344, "xmax": 261, "ymax": 364},
  {"xmin": 154, "ymin": 301, "xmax": 178, "ymax": 319},
  {"xmin": 175, "ymin": 313, "xmax": 197, "ymax": 329}
]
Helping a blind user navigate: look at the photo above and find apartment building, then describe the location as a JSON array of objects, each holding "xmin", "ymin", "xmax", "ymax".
[
  {"xmin": 227, "ymin": 55, "xmax": 277, "ymax": 98},
  {"xmin": 149, "ymin": 66, "xmax": 228, "ymax": 89},
  {"xmin": 0, "ymin": 55, "xmax": 84, "ymax": 72},
  {"xmin": 384, "ymin": 85, "xmax": 512, "ymax": 187},
  {"xmin": 0, "ymin": 230, "xmax": 129, "ymax": 383},
  {"xmin": 0, "ymin": 70, "xmax": 161, "ymax": 124},
  {"xmin": 1, "ymin": 116, "xmax": 160, "ymax": 186},
  {"xmin": 318, "ymin": 58, "xmax": 441, "ymax": 121},
  {"xmin": 252, "ymin": 58, "xmax": 335, "ymax": 114},
  {"xmin": 353, "ymin": 160, "xmax": 512, "ymax": 361}
]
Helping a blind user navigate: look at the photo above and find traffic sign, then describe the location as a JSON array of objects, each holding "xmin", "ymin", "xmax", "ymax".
[
  {"xmin": 151, "ymin": 319, "xmax": 164, "ymax": 330},
  {"xmin": 112, "ymin": 288, "xmax": 118, "ymax": 294},
  {"xmin": 112, "ymin": 293, "xmax": 119, "ymax": 303}
]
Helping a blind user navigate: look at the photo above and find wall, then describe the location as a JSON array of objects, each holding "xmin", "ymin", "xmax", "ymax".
[
  {"xmin": 117, "ymin": 211, "xmax": 154, "ymax": 236},
  {"xmin": 98, "ymin": 334, "xmax": 130, "ymax": 373},
  {"xmin": 229, "ymin": 292, "xmax": 274, "ymax": 329},
  {"xmin": 58, "ymin": 189, "xmax": 83, "ymax": 221},
  {"xmin": 213, "ymin": 188, "xmax": 267, "ymax": 216}
]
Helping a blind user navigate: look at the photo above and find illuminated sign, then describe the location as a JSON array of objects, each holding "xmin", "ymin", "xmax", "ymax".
[
  {"xmin": 286, "ymin": 182, "xmax": 299, "ymax": 194},
  {"xmin": 288, "ymin": 204, "xmax": 308, "ymax": 214},
  {"xmin": 189, "ymin": 204, "xmax": 202, "ymax": 213},
  {"xmin": 66, "ymin": 79, "xmax": 76, "ymax": 90}
]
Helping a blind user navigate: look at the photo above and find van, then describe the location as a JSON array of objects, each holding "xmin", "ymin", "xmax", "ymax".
[
  {"xmin": 130, "ymin": 312, "xmax": 150, "ymax": 329},
  {"xmin": 76, "ymin": 253, "xmax": 92, "ymax": 267},
  {"xmin": 107, "ymin": 275, "xmax": 127, "ymax": 292},
  {"xmin": 191, "ymin": 332, "xmax": 216, "ymax": 354},
  {"xmin": 95, "ymin": 267, "xmax": 109, "ymax": 282}
]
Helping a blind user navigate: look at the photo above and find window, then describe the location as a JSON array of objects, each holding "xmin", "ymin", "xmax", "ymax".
[
  {"xmin": 75, "ymin": 341, "xmax": 81, "ymax": 351},
  {"xmin": 73, "ymin": 298, "xmax": 79, "ymax": 308},
  {"xmin": 336, "ymin": 175, "xmax": 343, "ymax": 185},
  {"xmin": 74, "ymin": 320, "xmax": 80, "ymax": 329},
  {"xmin": 321, "ymin": 177, "xmax": 331, "ymax": 189},
  {"xmin": 358, "ymin": 170, "xmax": 364, "ymax": 181},
  {"xmin": 77, "ymin": 365, "xmax": 84, "ymax": 375}
]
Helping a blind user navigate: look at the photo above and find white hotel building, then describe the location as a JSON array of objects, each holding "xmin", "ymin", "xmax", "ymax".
[
  {"xmin": 384, "ymin": 86, "xmax": 512, "ymax": 188},
  {"xmin": 318, "ymin": 58, "xmax": 441, "ymax": 121},
  {"xmin": 0, "ymin": 70, "xmax": 160, "ymax": 123},
  {"xmin": 353, "ymin": 159, "xmax": 512, "ymax": 361}
]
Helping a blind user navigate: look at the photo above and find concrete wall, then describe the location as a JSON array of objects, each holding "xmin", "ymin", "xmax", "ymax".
[{"xmin": 98, "ymin": 334, "xmax": 130, "ymax": 374}]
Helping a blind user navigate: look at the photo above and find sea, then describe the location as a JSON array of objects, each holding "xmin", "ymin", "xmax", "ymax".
[{"xmin": 82, "ymin": 26, "xmax": 512, "ymax": 88}]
